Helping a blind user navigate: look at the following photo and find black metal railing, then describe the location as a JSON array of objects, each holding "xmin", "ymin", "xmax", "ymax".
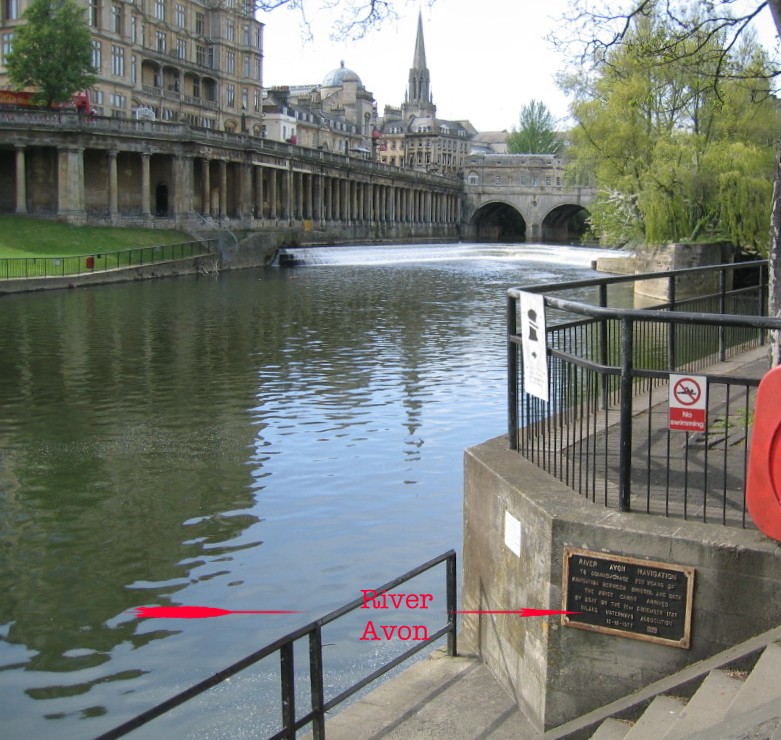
[
  {"xmin": 95, "ymin": 550, "xmax": 457, "ymax": 740},
  {"xmin": 0, "ymin": 240, "xmax": 214, "ymax": 279},
  {"xmin": 507, "ymin": 260, "xmax": 781, "ymax": 526}
]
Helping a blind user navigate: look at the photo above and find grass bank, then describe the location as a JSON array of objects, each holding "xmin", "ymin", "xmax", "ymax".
[{"xmin": 0, "ymin": 216, "xmax": 192, "ymax": 257}]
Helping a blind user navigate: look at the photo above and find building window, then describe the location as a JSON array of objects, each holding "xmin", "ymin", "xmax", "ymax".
[
  {"xmin": 1, "ymin": 33, "xmax": 12, "ymax": 65},
  {"xmin": 111, "ymin": 3, "xmax": 122, "ymax": 34},
  {"xmin": 111, "ymin": 44, "xmax": 124, "ymax": 76},
  {"xmin": 88, "ymin": 0, "xmax": 99, "ymax": 27},
  {"xmin": 130, "ymin": 54, "xmax": 136, "ymax": 83},
  {"xmin": 546, "ymin": 176, "xmax": 552, "ymax": 186},
  {"xmin": 226, "ymin": 20, "xmax": 234, "ymax": 42},
  {"xmin": 196, "ymin": 44, "xmax": 205, "ymax": 66},
  {"xmin": 109, "ymin": 92, "xmax": 125, "ymax": 117},
  {"xmin": 241, "ymin": 87, "xmax": 248, "ymax": 110},
  {"xmin": 176, "ymin": 37, "xmax": 186, "ymax": 59},
  {"xmin": 192, "ymin": 78, "xmax": 200, "ymax": 97},
  {"xmin": 254, "ymin": 26, "xmax": 261, "ymax": 49},
  {"xmin": 155, "ymin": 30, "xmax": 166, "ymax": 52},
  {"xmin": 195, "ymin": 11, "xmax": 204, "ymax": 35},
  {"xmin": 91, "ymin": 39, "xmax": 102, "ymax": 71},
  {"xmin": 242, "ymin": 54, "xmax": 250, "ymax": 78},
  {"xmin": 208, "ymin": 46, "xmax": 216, "ymax": 69},
  {"xmin": 226, "ymin": 50, "xmax": 234, "ymax": 74},
  {"xmin": 154, "ymin": 0, "xmax": 164, "ymax": 21},
  {"xmin": 253, "ymin": 87, "xmax": 260, "ymax": 112},
  {"xmin": 175, "ymin": 2, "xmax": 185, "ymax": 27},
  {"xmin": 242, "ymin": 23, "xmax": 250, "ymax": 46},
  {"xmin": 225, "ymin": 83, "xmax": 235, "ymax": 108},
  {"xmin": 131, "ymin": 14, "xmax": 138, "ymax": 42}
]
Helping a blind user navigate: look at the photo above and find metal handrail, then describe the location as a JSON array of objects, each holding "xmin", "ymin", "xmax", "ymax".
[
  {"xmin": 507, "ymin": 259, "xmax": 779, "ymax": 522},
  {"xmin": 0, "ymin": 240, "xmax": 215, "ymax": 280},
  {"xmin": 95, "ymin": 549, "xmax": 457, "ymax": 740}
]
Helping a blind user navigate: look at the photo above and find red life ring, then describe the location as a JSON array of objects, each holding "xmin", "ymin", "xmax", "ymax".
[{"xmin": 746, "ymin": 365, "xmax": 781, "ymax": 541}]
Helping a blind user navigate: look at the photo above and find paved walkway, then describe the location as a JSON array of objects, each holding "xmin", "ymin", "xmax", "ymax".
[{"xmin": 310, "ymin": 648, "xmax": 538, "ymax": 739}]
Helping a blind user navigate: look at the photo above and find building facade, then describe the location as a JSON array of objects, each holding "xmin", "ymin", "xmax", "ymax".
[
  {"xmin": 376, "ymin": 13, "xmax": 475, "ymax": 177},
  {"xmin": 0, "ymin": 0, "xmax": 264, "ymax": 134}
]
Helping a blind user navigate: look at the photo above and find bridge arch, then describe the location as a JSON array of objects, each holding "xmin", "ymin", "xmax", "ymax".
[
  {"xmin": 541, "ymin": 203, "xmax": 590, "ymax": 244},
  {"xmin": 470, "ymin": 200, "xmax": 527, "ymax": 242}
]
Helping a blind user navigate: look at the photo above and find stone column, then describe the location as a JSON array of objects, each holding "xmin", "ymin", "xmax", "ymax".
[
  {"xmin": 314, "ymin": 174, "xmax": 323, "ymax": 222},
  {"xmin": 219, "ymin": 160, "xmax": 227, "ymax": 219},
  {"xmin": 284, "ymin": 165, "xmax": 292, "ymax": 221},
  {"xmin": 201, "ymin": 158, "xmax": 210, "ymax": 216},
  {"xmin": 175, "ymin": 155, "xmax": 194, "ymax": 221},
  {"xmin": 108, "ymin": 149, "xmax": 118, "ymax": 223},
  {"xmin": 57, "ymin": 147, "xmax": 86, "ymax": 223},
  {"xmin": 15, "ymin": 146, "xmax": 27, "ymax": 215},
  {"xmin": 239, "ymin": 162, "xmax": 251, "ymax": 220},
  {"xmin": 141, "ymin": 152, "xmax": 151, "ymax": 217},
  {"xmin": 254, "ymin": 165, "xmax": 264, "ymax": 220},
  {"xmin": 269, "ymin": 169, "xmax": 277, "ymax": 220}
]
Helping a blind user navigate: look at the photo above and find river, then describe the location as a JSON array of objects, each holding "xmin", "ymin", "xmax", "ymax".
[{"xmin": 0, "ymin": 242, "xmax": 614, "ymax": 738}]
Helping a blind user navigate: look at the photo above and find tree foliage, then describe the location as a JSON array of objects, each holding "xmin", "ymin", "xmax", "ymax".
[
  {"xmin": 6, "ymin": 0, "xmax": 97, "ymax": 107},
  {"xmin": 562, "ymin": 10, "xmax": 778, "ymax": 253},
  {"xmin": 506, "ymin": 99, "xmax": 562, "ymax": 154}
]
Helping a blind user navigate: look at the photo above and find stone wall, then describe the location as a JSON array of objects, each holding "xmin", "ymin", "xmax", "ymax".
[
  {"xmin": 462, "ymin": 435, "xmax": 781, "ymax": 732},
  {"xmin": 634, "ymin": 242, "xmax": 734, "ymax": 305}
]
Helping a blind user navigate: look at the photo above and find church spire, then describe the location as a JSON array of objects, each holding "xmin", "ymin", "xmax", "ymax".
[
  {"xmin": 413, "ymin": 11, "xmax": 427, "ymax": 71},
  {"xmin": 403, "ymin": 11, "xmax": 436, "ymax": 119}
]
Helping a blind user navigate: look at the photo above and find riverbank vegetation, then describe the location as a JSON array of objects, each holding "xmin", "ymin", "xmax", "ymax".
[
  {"xmin": 560, "ymin": 8, "xmax": 779, "ymax": 254},
  {"xmin": 0, "ymin": 216, "xmax": 192, "ymax": 257}
]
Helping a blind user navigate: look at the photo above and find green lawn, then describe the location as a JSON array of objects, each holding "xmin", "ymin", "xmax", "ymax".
[
  {"xmin": 0, "ymin": 216, "xmax": 192, "ymax": 257},
  {"xmin": 0, "ymin": 216, "xmax": 207, "ymax": 279}
]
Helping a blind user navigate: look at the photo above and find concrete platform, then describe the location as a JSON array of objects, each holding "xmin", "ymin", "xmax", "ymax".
[{"xmin": 310, "ymin": 648, "xmax": 539, "ymax": 739}]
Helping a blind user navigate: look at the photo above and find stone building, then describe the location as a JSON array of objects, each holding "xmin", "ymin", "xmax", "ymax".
[
  {"xmin": 0, "ymin": 0, "xmax": 264, "ymax": 134},
  {"xmin": 261, "ymin": 61, "xmax": 377, "ymax": 156},
  {"xmin": 376, "ymin": 13, "xmax": 475, "ymax": 177}
]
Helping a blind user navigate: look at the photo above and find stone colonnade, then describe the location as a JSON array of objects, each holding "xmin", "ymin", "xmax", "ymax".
[{"xmin": 6, "ymin": 140, "xmax": 461, "ymax": 229}]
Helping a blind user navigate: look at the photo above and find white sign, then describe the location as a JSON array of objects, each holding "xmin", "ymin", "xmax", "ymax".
[
  {"xmin": 504, "ymin": 511, "xmax": 522, "ymax": 557},
  {"xmin": 669, "ymin": 374, "xmax": 707, "ymax": 432},
  {"xmin": 519, "ymin": 291, "xmax": 549, "ymax": 401}
]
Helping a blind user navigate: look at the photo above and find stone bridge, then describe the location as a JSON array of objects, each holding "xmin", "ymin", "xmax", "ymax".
[{"xmin": 462, "ymin": 154, "xmax": 596, "ymax": 242}]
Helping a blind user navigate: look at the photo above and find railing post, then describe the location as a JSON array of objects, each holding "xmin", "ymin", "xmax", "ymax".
[
  {"xmin": 668, "ymin": 275, "xmax": 676, "ymax": 371},
  {"xmin": 719, "ymin": 268, "xmax": 727, "ymax": 361},
  {"xmin": 599, "ymin": 283, "xmax": 608, "ymax": 409},
  {"xmin": 507, "ymin": 294, "xmax": 519, "ymax": 450},
  {"xmin": 447, "ymin": 551, "xmax": 457, "ymax": 657},
  {"xmin": 309, "ymin": 626, "xmax": 326, "ymax": 740},
  {"xmin": 760, "ymin": 262, "xmax": 768, "ymax": 346},
  {"xmin": 619, "ymin": 318, "xmax": 633, "ymax": 512},
  {"xmin": 280, "ymin": 642, "xmax": 295, "ymax": 738}
]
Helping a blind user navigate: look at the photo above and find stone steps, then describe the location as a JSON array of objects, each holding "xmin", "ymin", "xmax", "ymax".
[{"xmin": 586, "ymin": 642, "xmax": 781, "ymax": 739}]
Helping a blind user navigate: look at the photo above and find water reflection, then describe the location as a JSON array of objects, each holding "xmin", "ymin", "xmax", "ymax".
[{"xmin": 0, "ymin": 243, "xmax": 613, "ymax": 737}]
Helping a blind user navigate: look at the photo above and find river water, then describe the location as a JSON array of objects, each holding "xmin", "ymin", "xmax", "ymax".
[{"xmin": 0, "ymin": 242, "xmax": 613, "ymax": 738}]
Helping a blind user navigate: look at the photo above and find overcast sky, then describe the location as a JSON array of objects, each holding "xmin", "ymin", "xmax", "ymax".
[{"xmin": 260, "ymin": 0, "xmax": 778, "ymax": 133}]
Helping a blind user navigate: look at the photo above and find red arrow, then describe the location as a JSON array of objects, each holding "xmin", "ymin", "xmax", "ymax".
[
  {"xmin": 451, "ymin": 609, "xmax": 581, "ymax": 617},
  {"xmin": 134, "ymin": 606, "xmax": 302, "ymax": 619}
]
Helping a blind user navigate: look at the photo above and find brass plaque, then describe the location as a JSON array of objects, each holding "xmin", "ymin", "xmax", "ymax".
[{"xmin": 561, "ymin": 547, "xmax": 695, "ymax": 649}]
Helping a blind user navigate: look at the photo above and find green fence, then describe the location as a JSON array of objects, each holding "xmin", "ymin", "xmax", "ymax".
[{"xmin": 0, "ymin": 240, "xmax": 214, "ymax": 279}]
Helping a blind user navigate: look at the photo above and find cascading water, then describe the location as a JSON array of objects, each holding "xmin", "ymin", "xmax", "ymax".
[{"xmin": 275, "ymin": 242, "xmax": 618, "ymax": 268}]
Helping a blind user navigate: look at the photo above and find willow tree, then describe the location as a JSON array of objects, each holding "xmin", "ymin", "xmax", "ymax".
[
  {"xmin": 562, "ymin": 12, "xmax": 777, "ymax": 251},
  {"xmin": 554, "ymin": 0, "xmax": 781, "ymax": 362}
]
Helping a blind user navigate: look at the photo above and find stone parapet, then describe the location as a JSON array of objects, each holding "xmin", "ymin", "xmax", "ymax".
[{"xmin": 462, "ymin": 434, "xmax": 781, "ymax": 732}]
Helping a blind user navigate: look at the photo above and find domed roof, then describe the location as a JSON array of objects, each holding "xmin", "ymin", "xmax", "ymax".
[{"xmin": 322, "ymin": 61, "xmax": 362, "ymax": 88}]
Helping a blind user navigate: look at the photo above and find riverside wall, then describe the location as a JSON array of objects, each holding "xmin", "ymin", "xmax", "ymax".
[{"xmin": 462, "ymin": 434, "xmax": 781, "ymax": 732}]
